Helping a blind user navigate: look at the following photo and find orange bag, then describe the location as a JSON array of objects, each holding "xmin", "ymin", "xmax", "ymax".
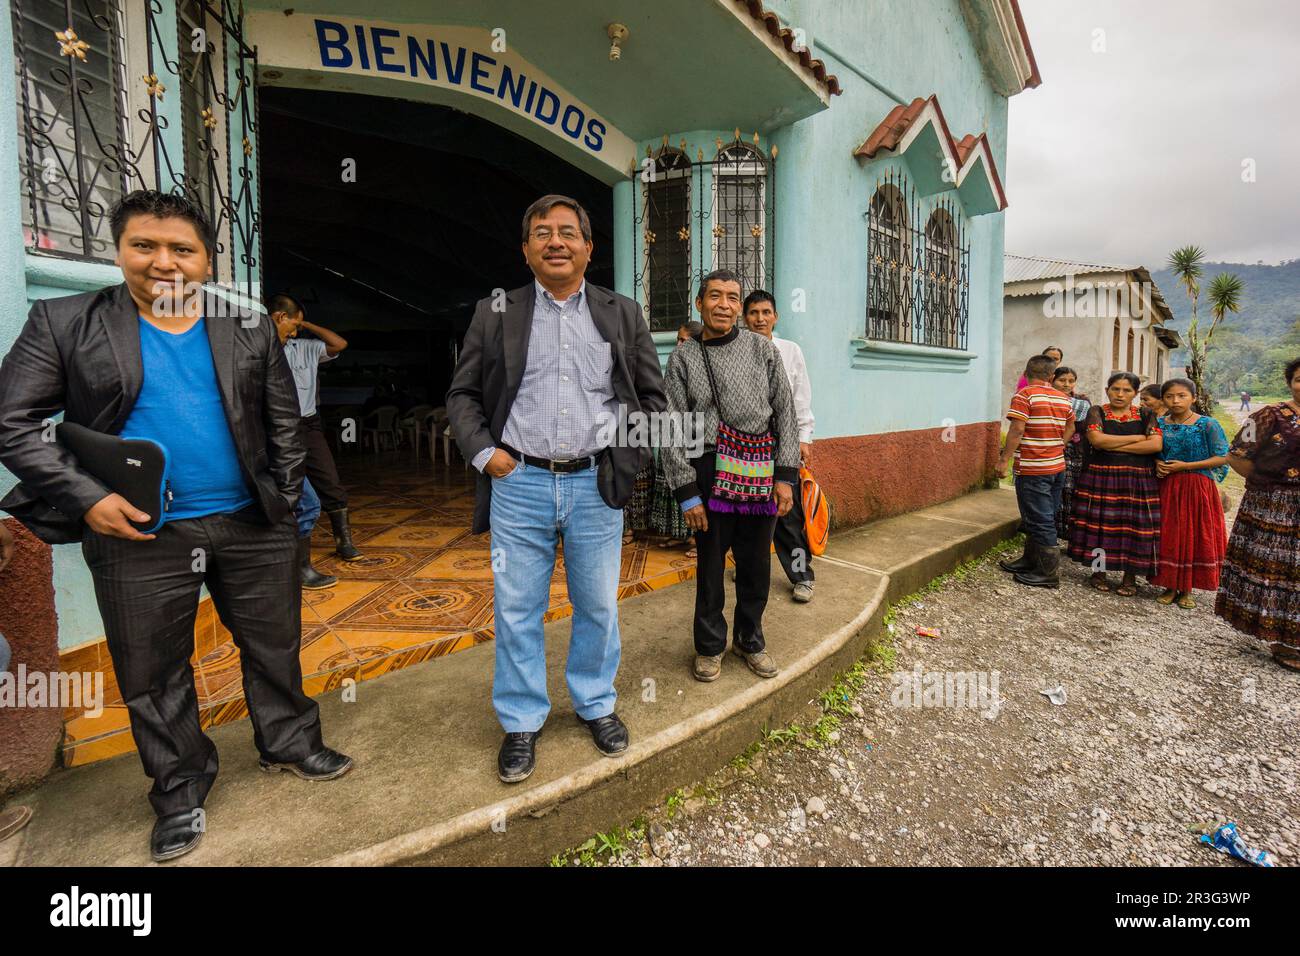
[{"xmin": 800, "ymin": 465, "xmax": 830, "ymax": 556}]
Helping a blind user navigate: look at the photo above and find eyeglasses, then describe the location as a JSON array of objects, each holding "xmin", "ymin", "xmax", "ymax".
[{"xmin": 529, "ymin": 227, "xmax": 583, "ymax": 243}]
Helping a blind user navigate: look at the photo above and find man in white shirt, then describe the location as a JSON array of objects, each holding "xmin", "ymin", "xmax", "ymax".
[
  {"xmin": 744, "ymin": 291, "xmax": 816, "ymax": 602},
  {"xmin": 268, "ymin": 294, "xmax": 362, "ymax": 567}
]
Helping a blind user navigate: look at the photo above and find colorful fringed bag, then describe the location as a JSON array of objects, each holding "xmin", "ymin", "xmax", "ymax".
[{"xmin": 697, "ymin": 338, "xmax": 778, "ymax": 516}]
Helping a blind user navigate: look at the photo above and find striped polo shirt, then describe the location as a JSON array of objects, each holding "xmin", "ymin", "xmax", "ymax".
[{"xmin": 1006, "ymin": 381, "xmax": 1074, "ymax": 475}]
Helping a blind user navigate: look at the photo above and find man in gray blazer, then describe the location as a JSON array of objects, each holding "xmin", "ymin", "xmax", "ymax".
[{"xmin": 446, "ymin": 195, "xmax": 666, "ymax": 782}]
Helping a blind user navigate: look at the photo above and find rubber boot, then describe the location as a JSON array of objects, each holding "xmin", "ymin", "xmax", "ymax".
[
  {"xmin": 999, "ymin": 542, "xmax": 1034, "ymax": 573},
  {"xmin": 300, "ymin": 535, "xmax": 337, "ymax": 590},
  {"xmin": 1014, "ymin": 540, "xmax": 1060, "ymax": 589},
  {"xmin": 326, "ymin": 508, "xmax": 361, "ymax": 561}
]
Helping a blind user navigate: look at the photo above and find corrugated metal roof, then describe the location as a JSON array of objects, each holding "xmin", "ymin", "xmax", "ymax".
[
  {"xmin": 1003, "ymin": 254, "xmax": 1176, "ymax": 327},
  {"xmin": 1004, "ymin": 253, "xmax": 1136, "ymax": 284}
]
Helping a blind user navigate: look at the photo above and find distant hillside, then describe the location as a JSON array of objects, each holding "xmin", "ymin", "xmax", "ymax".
[{"xmin": 1151, "ymin": 258, "xmax": 1300, "ymax": 352}]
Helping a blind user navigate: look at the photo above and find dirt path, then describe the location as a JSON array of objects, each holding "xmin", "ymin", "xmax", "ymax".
[{"xmin": 594, "ymin": 543, "xmax": 1299, "ymax": 868}]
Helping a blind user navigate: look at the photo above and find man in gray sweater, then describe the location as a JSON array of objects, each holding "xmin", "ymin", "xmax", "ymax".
[{"xmin": 662, "ymin": 270, "xmax": 799, "ymax": 682}]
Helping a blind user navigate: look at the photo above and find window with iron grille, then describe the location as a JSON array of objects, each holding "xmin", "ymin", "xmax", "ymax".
[
  {"xmin": 644, "ymin": 147, "xmax": 692, "ymax": 333},
  {"xmin": 922, "ymin": 206, "xmax": 960, "ymax": 349},
  {"xmin": 11, "ymin": 0, "xmax": 260, "ymax": 282},
  {"xmin": 712, "ymin": 142, "xmax": 766, "ymax": 295},
  {"xmin": 12, "ymin": 0, "xmax": 131, "ymax": 259},
  {"xmin": 633, "ymin": 134, "xmax": 775, "ymax": 333},
  {"xmin": 866, "ymin": 170, "xmax": 970, "ymax": 350},
  {"xmin": 177, "ymin": 0, "xmax": 218, "ymax": 224}
]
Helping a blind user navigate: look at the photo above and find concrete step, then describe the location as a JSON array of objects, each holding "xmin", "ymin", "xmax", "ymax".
[{"xmin": 4, "ymin": 487, "xmax": 1018, "ymax": 866}]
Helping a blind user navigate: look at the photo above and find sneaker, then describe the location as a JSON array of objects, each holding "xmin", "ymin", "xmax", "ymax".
[
  {"xmin": 792, "ymin": 582, "xmax": 814, "ymax": 603},
  {"xmin": 732, "ymin": 646, "xmax": 779, "ymax": 678},
  {"xmin": 692, "ymin": 653, "xmax": 724, "ymax": 682}
]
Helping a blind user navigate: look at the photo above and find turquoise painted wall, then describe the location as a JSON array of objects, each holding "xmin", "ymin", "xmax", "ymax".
[{"xmin": 765, "ymin": 0, "xmax": 1010, "ymax": 440}]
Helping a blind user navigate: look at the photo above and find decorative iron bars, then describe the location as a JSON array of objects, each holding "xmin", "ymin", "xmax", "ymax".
[
  {"xmin": 12, "ymin": 0, "xmax": 260, "ymax": 285},
  {"xmin": 13, "ymin": 0, "xmax": 131, "ymax": 258},
  {"xmin": 866, "ymin": 169, "xmax": 970, "ymax": 350},
  {"xmin": 632, "ymin": 134, "xmax": 775, "ymax": 333}
]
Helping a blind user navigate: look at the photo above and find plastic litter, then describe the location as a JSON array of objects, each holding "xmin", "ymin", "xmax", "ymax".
[
  {"xmin": 1040, "ymin": 685, "xmax": 1067, "ymax": 705},
  {"xmin": 914, "ymin": 626, "xmax": 941, "ymax": 639},
  {"xmin": 1199, "ymin": 822, "xmax": 1275, "ymax": 867}
]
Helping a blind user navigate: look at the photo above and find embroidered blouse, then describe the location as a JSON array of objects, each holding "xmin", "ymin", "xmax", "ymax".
[
  {"xmin": 1157, "ymin": 414, "xmax": 1229, "ymax": 483},
  {"xmin": 1229, "ymin": 402, "xmax": 1300, "ymax": 489},
  {"xmin": 1084, "ymin": 404, "xmax": 1161, "ymax": 468}
]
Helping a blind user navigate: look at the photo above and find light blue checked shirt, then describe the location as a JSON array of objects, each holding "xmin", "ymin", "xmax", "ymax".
[{"xmin": 471, "ymin": 280, "xmax": 618, "ymax": 470}]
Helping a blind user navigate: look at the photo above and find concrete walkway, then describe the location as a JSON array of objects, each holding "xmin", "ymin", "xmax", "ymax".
[{"xmin": 4, "ymin": 487, "xmax": 1018, "ymax": 867}]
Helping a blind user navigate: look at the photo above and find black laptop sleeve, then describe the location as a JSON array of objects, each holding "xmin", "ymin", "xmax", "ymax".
[{"xmin": 57, "ymin": 422, "xmax": 172, "ymax": 534}]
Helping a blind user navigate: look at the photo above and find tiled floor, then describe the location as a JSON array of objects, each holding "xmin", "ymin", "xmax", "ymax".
[{"xmin": 61, "ymin": 450, "xmax": 699, "ymax": 767}]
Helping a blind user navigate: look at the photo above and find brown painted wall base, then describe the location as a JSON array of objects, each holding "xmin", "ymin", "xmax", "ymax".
[
  {"xmin": 812, "ymin": 422, "xmax": 1001, "ymax": 528},
  {"xmin": 0, "ymin": 519, "xmax": 62, "ymax": 797}
]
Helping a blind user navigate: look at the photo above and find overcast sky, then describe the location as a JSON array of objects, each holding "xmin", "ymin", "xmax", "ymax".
[{"xmin": 1005, "ymin": 0, "xmax": 1299, "ymax": 268}]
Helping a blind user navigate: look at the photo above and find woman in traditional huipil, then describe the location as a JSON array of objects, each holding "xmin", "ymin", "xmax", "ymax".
[
  {"xmin": 1215, "ymin": 358, "xmax": 1300, "ymax": 670},
  {"xmin": 1150, "ymin": 378, "xmax": 1229, "ymax": 608},
  {"xmin": 1067, "ymin": 372, "xmax": 1163, "ymax": 595}
]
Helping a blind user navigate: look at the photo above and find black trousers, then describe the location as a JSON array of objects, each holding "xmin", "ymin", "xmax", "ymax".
[
  {"xmin": 302, "ymin": 413, "xmax": 347, "ymax": 512},
  {"xmin": 691, "ymin": 458, "xmax": 777, "ymax": 656},
  {"xmin": 81, "ymin": 512, "xmax": 322, "ymax": 816},
  {"xmin": 774, "ymin": 486, "xmax": 815, "ymax": 584}
]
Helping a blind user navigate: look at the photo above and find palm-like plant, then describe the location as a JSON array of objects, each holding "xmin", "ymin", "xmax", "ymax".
[
  {"xmin": 1191, "ymin": 272, "xmax": 1245, "ymax": 412},
  {"xmin": 1167, "ymin": 246, "xmax": 1208, "ymax": 411}
]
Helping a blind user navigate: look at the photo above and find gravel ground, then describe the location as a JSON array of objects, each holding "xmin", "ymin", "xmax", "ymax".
[{"xmin": 581, "ymin": 533, "xmax": 1300, "ymax": 868}]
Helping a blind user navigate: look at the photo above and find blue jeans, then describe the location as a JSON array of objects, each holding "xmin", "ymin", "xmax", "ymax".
[
  {"xmin": 488, "ymin": 461, "xmax": 623, "ymax": 732},
  {"xmin": 1014, "ymin": 471, "xmax": 1065, "ymax": 549},
  {"xmin": 295, "ymin": 477, "xmax": 321, "ymax": 538}
]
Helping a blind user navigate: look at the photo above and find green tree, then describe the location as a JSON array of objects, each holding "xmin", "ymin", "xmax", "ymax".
[{"xmin": 1192, "ymin": 272, "xmax": 1246, "ymax": 412}]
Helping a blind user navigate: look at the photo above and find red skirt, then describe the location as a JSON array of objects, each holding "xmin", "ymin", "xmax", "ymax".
[{"xmin": 1151, "ymin": 471, "xmax": 1227, "ymax": 592}]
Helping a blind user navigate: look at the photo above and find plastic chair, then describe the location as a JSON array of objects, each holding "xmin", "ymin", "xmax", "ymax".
[
  {"xmin": 423, "ymin": 408, "xmax": 447, "ymax": 464},
  {"xmin": 399, "ymin": 404, "xmax": 433, "ymax": 456},
  {"xmin": 361, "ymin": 405, "xmax": 400, "ymax": 454}
]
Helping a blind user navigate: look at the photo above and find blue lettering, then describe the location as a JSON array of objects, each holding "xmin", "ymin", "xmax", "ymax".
[
  {"xmin": 534, "ymin": 87, "xmax": 560, "ymax": 125},
  {"xmin": 407, "ymin": 35, "xmax": 437, "ymax": 79},
  {"xmin": 560, "ymin": 104, "xmax": 584, "ymax": 139},
  {"xmin": 371, "ymin": 27, "xmax": 403, "ymax": 73},
  {"xmin": 314, "ymin": 19, "xmax": 352, "ymax": 69},
  {"xmin": 441, "ymin": 43, "xmax": 466, "ymax": 84},
  {"xmin": 354, "ymin": 24, "xmax": 370, "ymax": 70},
  {"xmin": 469, "ymin": 52, "xmax": 496, "ymax": 94},
  {"xmin": 497, "ymin": 65, "xmax": 525, "ymax": 108},
  {"xmin": 584, "ymin": 118, "xmax": 606, "ymax": 151},
  {"xmin": 522, "ymin": 80, "xmax": 538, "ymax": 113}
]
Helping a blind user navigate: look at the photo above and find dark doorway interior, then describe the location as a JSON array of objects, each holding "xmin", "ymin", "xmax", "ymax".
[{"xmin": 259, "ymin": 86, "xmax": 614, "ymax": 420}]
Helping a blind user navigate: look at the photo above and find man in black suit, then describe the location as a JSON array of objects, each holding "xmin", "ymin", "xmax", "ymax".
[
  {"xmin": 0, "ymin": 190, "xmax": 351, "ymax": 862},
  {"xmin": 446, "ymin": 195, "xmax": 666, "ymax": 782}
]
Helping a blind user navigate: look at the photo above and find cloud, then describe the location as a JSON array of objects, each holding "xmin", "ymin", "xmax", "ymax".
[{"xmin": 1007, "ymin": 0, "xmax": 1300, "ymax": 266}]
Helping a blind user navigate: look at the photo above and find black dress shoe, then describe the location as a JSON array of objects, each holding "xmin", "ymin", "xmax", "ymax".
[
  {"xmin": 151, "ymin": 809, "xmax": 203, "ymax": 863},
  {"xmin": 259, "ymin": 746, "xmax": 353, "ymax": 781},
  {"xmin": 577, "ymin": 712, "xmax": 629, "ymax": 757},
  {"xmin": 498, "ymin": 731, "xmax": 539, "ymax": 783}
]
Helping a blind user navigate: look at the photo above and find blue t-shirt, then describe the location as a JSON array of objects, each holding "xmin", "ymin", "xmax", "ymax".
[{"xmin": 119, "ymin": 317, "xmax": 255, "ymax": 521}]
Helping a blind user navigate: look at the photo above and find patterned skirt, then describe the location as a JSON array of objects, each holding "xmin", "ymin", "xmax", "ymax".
[
  {"xmin": 623, "ymin": 463, "xmax": 654, "ymax": 532},
  {"xmin": 1151, "ymin": 472, "xmax": 1227, "ymax": 592},
  {"xmin": 1056, "ymin": 442, "xmax": 1086, "ymax": 538},
  {"xmin": 1066, "ymin": 462, "xmax": 1161, "ymax": 575},
  {"xmin": 649, "ymin": 453, "xmax": 690, "ymax": 540},
  {"xmin": 1215, "ymin": 483, "xmax": 1300, "ymax": 651}
]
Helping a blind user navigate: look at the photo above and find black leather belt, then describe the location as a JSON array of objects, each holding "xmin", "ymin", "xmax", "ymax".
[{"xmin": 501, "ymin": 444, "xmax": 597, "ymax": 473}]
